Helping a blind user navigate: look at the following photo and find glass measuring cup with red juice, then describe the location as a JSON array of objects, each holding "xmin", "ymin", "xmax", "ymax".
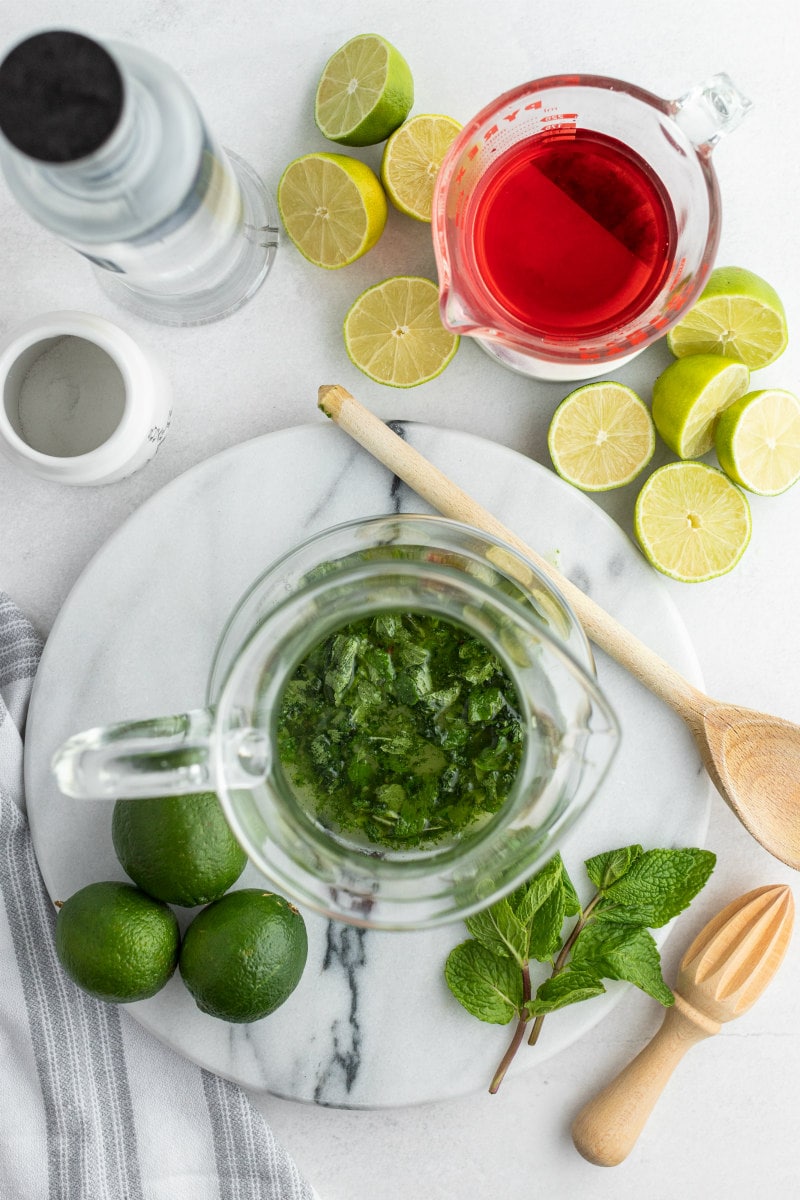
[{"xmin": 432, "ymin": 74, "xmax": 753, "ymax": 381}]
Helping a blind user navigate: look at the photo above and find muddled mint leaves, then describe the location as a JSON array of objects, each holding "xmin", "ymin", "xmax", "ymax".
[
  {"xmin": 444, "ymin": 843, "xmax": 715, "ymax": 1091},
  {"xmin": 277, "ymin": 611, "xmax": 524, "ymax": 851},
  {"xmin": 597, "ymin": 848, "xmax": 716, "ymax": 928},
  {"xmin": 444, "ymin": 939, "xmax": 522, "ymax": 1025},
  {"xmin": 325, "ymin": 633, "xmax": 359, "ymax": 705}
]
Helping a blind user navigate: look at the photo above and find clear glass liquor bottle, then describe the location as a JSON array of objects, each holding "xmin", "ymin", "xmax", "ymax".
[{"xmin": 0, "ymin": 31, "xmax": 278, "ymax": 325}]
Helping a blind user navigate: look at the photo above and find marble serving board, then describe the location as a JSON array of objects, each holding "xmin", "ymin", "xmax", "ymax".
[{"xmin": 25, "ymin": 423, "xmax": 711, "ymax": 1108}]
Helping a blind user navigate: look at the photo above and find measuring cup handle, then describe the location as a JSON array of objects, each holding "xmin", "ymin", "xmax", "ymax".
[
  {"xmin": 670, "ymin": 73, "xmax": 753, "ymax": 150},
  {"xmin": 51, "ymin": 708, "xmax": 270, "ymax": 799}
]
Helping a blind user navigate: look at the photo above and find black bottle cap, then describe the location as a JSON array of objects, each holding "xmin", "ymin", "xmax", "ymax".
[{"xmin": 0, "ymin": 30, "xmax": 123, "ymax": 163}]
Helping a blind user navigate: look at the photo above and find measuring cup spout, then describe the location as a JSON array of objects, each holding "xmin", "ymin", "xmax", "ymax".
[
  {"xmin": 670, "ymin": 73, "xmax": 753, "ymax": 151},
  {"xmin": 438, "ymin": 279, "xmax": 488, "ymax": 337}
]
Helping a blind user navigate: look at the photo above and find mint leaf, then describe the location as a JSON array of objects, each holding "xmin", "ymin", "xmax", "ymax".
[
  {"xmin": 466, "ymin": 899, "xmax": 529, "ymax": 967},
  {"xmin": 526, "ymin": 967, "xmax": 605, "ymax": 1016},
  {"xmin": 444, "ymin": 840, "xmax": 714, "ymax": 1094},
  {"xmin": 511, "ymin": 853, "xmax": 579, "ymax": 962},
  {"xmin": 444, "ymin": 939, "xmax": 522, "ymax": 1025},
  {"xmin": 527, "ymin": 885, "xmax": 568, "ymax": 962},
  {"xmin": 584, "ymin": 844, "xmax": 644, "ymax": 892},
  {"xmin": 571, "ymin": 921, "xmax": 673, "ymax": 1006},
  {"xmin": 560, "ymin": 862, "xmax": 581, "ymax": 917},
  {"xmin": 598, "ymin": 848, "xmax": 716, "ymax": 927},
  {"xmin": 510, "ymin": 853, "xmax": 563, "ymax": 928}
]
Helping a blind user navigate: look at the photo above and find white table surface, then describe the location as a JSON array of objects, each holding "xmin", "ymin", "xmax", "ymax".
[{"xmin": 1, "ymin": 1, "xmax": 798, "ymax": 1197}]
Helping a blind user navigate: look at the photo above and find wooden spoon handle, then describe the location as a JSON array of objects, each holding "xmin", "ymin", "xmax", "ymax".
[
  {"xmin": 318, "ymin": 386, "xmax": 708, "ymax": 720},
  {"xmin": 571, "ymin": 998, "xmax": 720, "ymax": 1166}
]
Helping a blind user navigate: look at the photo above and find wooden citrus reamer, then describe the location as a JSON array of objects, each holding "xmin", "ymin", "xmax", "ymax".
[
  {"xmin": 318, "ymin": 385, "xmax": 800, "ymax": 870},
  {"xmin": 571, "ymin": 883, "xmax": 794, "ymax": 1165}
]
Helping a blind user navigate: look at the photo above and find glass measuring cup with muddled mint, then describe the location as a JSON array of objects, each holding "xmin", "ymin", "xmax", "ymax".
[
  {"xmin": 276, "ymin": 609, "xmax": 526, "ymax": 852},
  {"xmin": 53, "ymin": 516, "xmax": 619, "ymax": 930}
]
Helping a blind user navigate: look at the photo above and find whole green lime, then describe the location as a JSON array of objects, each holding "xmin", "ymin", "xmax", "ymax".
[
  {"xmin": 112, "ymin": 792, "xmax": 247, "ymax": 907},
  {"xmin": 179, "ymin": 889, "xmax": 308, "ymax": 1023},
  {"xmin": 55, "ymin": 881, "xmax": 180, "ymax": 1003}
]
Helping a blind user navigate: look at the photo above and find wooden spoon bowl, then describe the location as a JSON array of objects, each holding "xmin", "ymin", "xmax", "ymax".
[{"xmin": 699, "ymin": 706, "xmax": 800, "ymax": 866}]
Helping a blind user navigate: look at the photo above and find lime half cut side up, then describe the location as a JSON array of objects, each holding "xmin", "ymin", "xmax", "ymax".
[
  {"xmin": 634, "ymin": 461, "xmax": 751, "ymax": 582},
  {"xmin": 344, "ymin": 275, "xmax": 459, "ymax": 387},
  {"xmin": 277, "ymin": 152, "xmax": 387, "ymax": 269},
  {"xmin": 548, "ymin": 382, "xmax": 655, "ymax": 491},
  {"xmin": 666, "ymin": 266, "xmax": 789, "ymax": 369},
  {"xmin": 715, "ymin": 388, "xmax": 800, "ymax": 496},
  {"xmin": 381, "ymin": 113, "xmax": 462, "ymax": 222},
  {"xmin": 651, "ymin": 355, "xmax": 750, "ymax": 459},
  {"xmin": 314, "ymin": 34, "xmax": 413, "ymax": 146}
]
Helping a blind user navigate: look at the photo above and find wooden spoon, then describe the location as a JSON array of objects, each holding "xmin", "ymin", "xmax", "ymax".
[
  {"xmin": 318, "ymin": 384, "xmax": 800, "ymax": 869},
  {"xmin": 571, "ymin": 883, "xmax": 794, "ymax": 1165}
]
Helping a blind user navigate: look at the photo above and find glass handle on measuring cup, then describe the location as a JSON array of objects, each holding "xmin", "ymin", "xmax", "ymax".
[
  {"xmin": 670, "ymin": 73, "xmax": 754, "ymax": 151},
  {"xmin": 51, "ymin": 708, "xmax": 271, "ymax": 799}
]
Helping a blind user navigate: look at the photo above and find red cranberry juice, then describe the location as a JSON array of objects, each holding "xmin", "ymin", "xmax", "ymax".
[{"xmin": 470, "ymin": 130, "xmax": 675, "ymax": 338}]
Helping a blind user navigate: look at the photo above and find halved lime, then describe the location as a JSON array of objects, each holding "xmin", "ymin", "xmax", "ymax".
[
  {"xmin": 277, "ymin": 152, "xmax": 387, "ymax": 268},
  {"xmin": 343, "ymin": 276, "xmax": 459, "ymax": 387},
  {"xmin": 314, "ymin": 34, "xmax": 413, "ymax": 147},
  {"xmin": 547, "ymin": 382, "xmax": 655, "ymax": 491},
  {"xmin": 666, "ymin": 266, "xmax": 788, "ymax": 369},
  {"xmin": 380, "ymin": 114, "xmax": 462, "ymax": 222},
  {"xmin": 715, "ymin": 388, "xmax": 800, "ymax": 496},
  {"xmin": 634, "ymin": 462, "xmax": 751, "ymax": 582},
  {"xmin": 651, "ymin": 355, "xmax": 750, "ymax": 459}
]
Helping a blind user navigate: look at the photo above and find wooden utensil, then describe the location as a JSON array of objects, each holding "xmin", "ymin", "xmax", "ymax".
[
  {"xmin": 571, "ymin": 883, "xmax": 794, "ymax": 1165},
  {"xmin": 318, "ymin": 385, "xmax": 800, "ymax": 870}
]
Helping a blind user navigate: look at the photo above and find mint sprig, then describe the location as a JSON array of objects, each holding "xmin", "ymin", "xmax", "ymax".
[{"xmin": 444, "ymin": 844, "xmax": 715, "ymax": 1093}]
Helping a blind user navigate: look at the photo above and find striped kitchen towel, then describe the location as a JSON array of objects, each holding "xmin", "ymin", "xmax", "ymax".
[{"xmin": 0, "ymin": 591, "xmax": 318, "ymax": 1200}]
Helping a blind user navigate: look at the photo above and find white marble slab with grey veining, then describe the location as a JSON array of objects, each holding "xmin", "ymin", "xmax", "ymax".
[{"xmin": 24, "ymin": 423, "xmax": 710, "ymax": 1108}]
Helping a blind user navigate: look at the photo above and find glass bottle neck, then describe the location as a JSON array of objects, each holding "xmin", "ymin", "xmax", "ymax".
[
  {"xmin": 40, "ymin": 74, "xmax": 160, "ymax": 198},
  {"xmin": 0, "ymin": 38, "xmax": 209, "ymax": 244}
]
